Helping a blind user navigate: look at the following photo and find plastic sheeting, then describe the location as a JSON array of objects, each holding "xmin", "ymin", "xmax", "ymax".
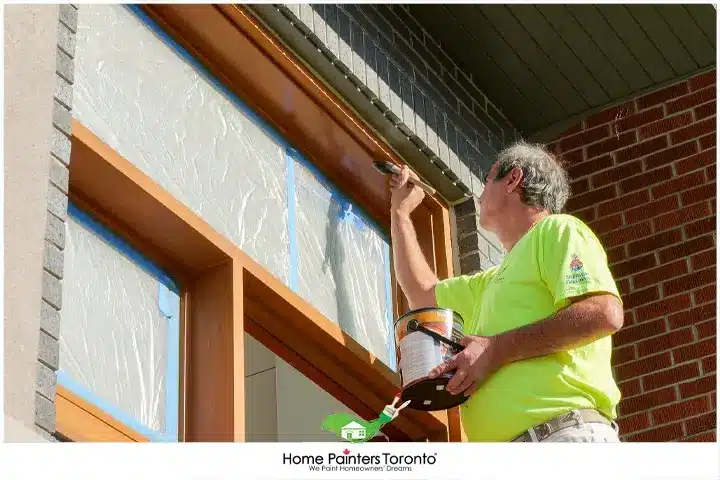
[
  {"xmin": 73, "ymin": 4, "xmax": 290, "ymax": 283},
  {"xmin": 72, "ymin": 5, "xmax": 395, "ymax": 372},
  {"xmin": 295, "ymin": 162, "xmax": 394, "ymax": 369},
  {"xmin": 59, "ymin": 211, "xmax": 178, "ymax": 437}
]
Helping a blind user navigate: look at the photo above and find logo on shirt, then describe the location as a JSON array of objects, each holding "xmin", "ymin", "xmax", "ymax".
[
  {"xmin": 569, "ymin": 255, "xmax": 584, "ymax": 272},
  {"xmin": 566, "ymin": 254, "xmax": 590, "ymax": 285}
]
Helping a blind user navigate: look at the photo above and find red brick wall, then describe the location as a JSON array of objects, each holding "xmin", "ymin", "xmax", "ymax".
[{"xmin": 548, "ymin": 70, "xmax": 717, "ymax": 442}]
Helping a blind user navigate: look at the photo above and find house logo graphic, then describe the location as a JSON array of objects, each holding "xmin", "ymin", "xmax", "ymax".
[
  {"xmin": 340, "ymin": 421, "xmax": 367, "ymax": 441},
  {"xmin": 321, "ymin": 415, "xmax": 374, "ymax": 443},
  {"xmin": 321, "ymin": 395, "xmax": 410, "ymax": 443}
]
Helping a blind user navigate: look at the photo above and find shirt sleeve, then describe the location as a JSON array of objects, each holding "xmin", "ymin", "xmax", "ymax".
[
  {"xmin": 434, "ymin": 270, "xmax": 491, "ymax": 330},
  {"xmin": 539, "ymin": 216, "xmax": 622, "ymax": 310}
]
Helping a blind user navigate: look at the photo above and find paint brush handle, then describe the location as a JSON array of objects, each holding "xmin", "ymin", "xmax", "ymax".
[
  {"xmin": 406, "ymin": 176, "xmax": 436, "ymax": 196},
  {"xmin": 372, "ymin": 161, "xmax": 437, "ymax": 195}
]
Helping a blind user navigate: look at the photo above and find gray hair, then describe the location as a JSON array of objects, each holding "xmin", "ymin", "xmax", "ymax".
[{"xmin": 491, "ymin": 140, "xmax": 570, "ymax": 214}]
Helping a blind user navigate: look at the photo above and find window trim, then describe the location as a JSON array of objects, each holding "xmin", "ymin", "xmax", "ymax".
[
  {"xmin": 126, "ymin": 5, "xmax": 399, "ymax": 369},
  {"xmin": 56, "ymin": 385, "xmax": 148, "ymax": 442},
  {"xmin": 66, "ymin": 122, "xmax": 446, "ymax": 441},
  {"xmin": 61, "ymin": 2, "xmax": 458, "ymax": 442}
]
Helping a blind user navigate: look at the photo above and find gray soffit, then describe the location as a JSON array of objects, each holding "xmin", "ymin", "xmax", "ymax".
[
  {"xmin": 248, "ymin": 5, "xmax": 469, "ymax": 203},
  {"xmin": 405, "ymin": 4, "xmax": 717, "ymax": 142}
]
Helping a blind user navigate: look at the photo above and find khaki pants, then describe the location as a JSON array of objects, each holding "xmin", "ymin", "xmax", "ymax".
[{"xmin": 541, "ymin": 422, "xmax": 620, "ymax": 442}]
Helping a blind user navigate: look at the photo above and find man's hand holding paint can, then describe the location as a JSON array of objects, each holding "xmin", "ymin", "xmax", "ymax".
[{"xmin": 428, "ymin": 334, "xmax": 503, "ymax": 398}]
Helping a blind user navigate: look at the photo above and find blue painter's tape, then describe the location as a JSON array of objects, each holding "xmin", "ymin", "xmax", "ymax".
[
  {"xmin": 158, "ymin": 283, "xmax": 180, "ymax": 319},
  {"xmin": 57, "ymin": 370, "xmax": 176, "ymax": 442},
  {"xmin": 164, "ymin": 298, "xmax": 181, "ymax": 441},
  {"xmin": 158, "ymin": 282, "xmax": 181, "ymax": 441},
  {"xmin": 383, "ymin": 243, "xmax": 397, "ymax": 371},
  {"xmin": 303, "ymin": 161, "xmax": 385, "ymax": 239},
  {"xmin": 340, "ymin": 203, "xmax": 367, "ymax": 232},
  {"xmin": 67, "ymin": 203, "xmax": 178, "ymax": 294},
  {"xmin": 125, "ymin": 5, "xmax": 290, "ymax": 153},
  {"xmin": 286, "ymin": 148, "xmax": 299, "ymax": 292}
]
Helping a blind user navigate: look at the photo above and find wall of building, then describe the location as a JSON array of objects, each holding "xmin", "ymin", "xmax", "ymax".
[
  {"xmin": 278, "ymin": 4, "xmax": 519, "ymax": 194},
  {"xmin": 9, "ymin": 3, "xmax": 711, "ymax": 444},
  {"xmin": 267, "ymin": 4, "xmax": 511, "ymax": 272},
  {"xmin": 244, "ymin": 335, "xmax": 278, "ymax": 441},
  {"xmin": 3, "ymin": 3, "xmax": 74, "ymax": 442},
  {"xmin": 547, "ymin": 70, "xmax": 717, "ymax": 442}
]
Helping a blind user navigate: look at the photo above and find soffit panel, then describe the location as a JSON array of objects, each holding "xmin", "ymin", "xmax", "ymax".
[{"xmin": 404, "ymin": 4, "xmax": 716, "ymax": 140}]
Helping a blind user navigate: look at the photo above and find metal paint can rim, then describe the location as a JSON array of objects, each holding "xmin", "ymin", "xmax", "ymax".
[{"xmin": 393, "ymin": 306, "xmax": 465, "ymax": 328}]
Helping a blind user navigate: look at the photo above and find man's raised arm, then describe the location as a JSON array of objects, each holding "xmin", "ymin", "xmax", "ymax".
[{"xmin": 389, "ymin": 166, "xmax": 438, "ymax": 309}]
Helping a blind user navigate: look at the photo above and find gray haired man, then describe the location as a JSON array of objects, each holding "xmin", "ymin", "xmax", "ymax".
[{"xmin": 390, "ymin": 141, "xmax": 624, "ymax": 442}]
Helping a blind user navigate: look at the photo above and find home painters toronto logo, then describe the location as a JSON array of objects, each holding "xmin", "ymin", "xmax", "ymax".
[
  {"xmin": 282, "ymin": 449, "xmax": 438, "ymax": 473},
  {"xmin": 321, "ymin": 395, "xmax": 410, "ymax": 443}
]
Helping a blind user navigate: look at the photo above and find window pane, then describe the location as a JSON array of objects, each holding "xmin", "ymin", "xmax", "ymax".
[
  {"xmin": 294, "ymin": 161, "xmax": 395, "ymax": 370},
  {"xmin": 73, "ymin": 4, "xmax": 289, "ymax": 283},
  {"xmin": 59, "ymin": 206, "xmax": 180, "ymax": 440}
]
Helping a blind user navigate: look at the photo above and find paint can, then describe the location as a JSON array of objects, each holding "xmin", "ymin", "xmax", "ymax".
[{"xmin": 393, "ymin": 307, "xmax": 468, "ymax": 411}]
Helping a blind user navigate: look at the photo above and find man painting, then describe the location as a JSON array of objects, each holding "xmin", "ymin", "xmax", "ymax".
[{"xmin": 389, "ymin": 141, "xmax": 624, "ymax": 442}]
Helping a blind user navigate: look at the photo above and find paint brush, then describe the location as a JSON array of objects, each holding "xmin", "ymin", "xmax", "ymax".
[{"xmin": 372, "ymin": 161, "xmax": 437, "ymax": 196}]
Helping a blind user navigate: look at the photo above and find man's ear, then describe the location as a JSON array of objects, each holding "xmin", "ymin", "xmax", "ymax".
[{"xmin": 505, "ymin": 167, "xmax": 524, "ymax": 194}]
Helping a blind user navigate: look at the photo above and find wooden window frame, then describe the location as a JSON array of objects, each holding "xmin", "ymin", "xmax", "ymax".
[{"xmin": 58, "ymin": 3, "xmax": 461, "ymax": 442}]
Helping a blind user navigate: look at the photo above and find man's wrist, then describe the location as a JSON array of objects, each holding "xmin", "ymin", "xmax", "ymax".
[{"xmin": 490, "ymin": 331, "xmax": 518, "ymax": 367}]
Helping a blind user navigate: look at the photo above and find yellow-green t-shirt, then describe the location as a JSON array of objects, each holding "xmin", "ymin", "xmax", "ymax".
[{"xmin": 435, "ymin": 214, "xmax": 622, "ymax": 442}]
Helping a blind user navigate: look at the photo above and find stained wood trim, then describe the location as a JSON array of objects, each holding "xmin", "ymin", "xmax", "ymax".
[
  {"xmin": 70, "ymin": 122, "xmax": 238, "ymax": 275},
  {"xmin": 185, "ymin": 261, "xmax": 244, "ymax": 441},
  {"xmin": 434, "ymin": 204, "xmax": 455, "ymax": 281},
  {"xmin": 232, "ymin": 261, "xmax": 246, "ymax": 441},
  {"xmin": 432, "ymin": 206, "xmax": 464, "ymax": 442},
  {"xmin": 56, "ymin": 386, "xmax": 148, "ymax": 442},
  {"xmin": 66, "ymin": 191, "xmax": 190, "ymax": 289}
]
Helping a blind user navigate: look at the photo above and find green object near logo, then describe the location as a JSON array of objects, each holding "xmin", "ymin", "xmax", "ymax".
[{"xmin": 321, "ymin": 396, "xmax": 410, "ymax": 443}]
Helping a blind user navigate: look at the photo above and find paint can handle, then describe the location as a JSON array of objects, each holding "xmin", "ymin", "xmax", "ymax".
[{"xmin": 406, "ymin": 319, "xmax": 465, "ymax": 352}]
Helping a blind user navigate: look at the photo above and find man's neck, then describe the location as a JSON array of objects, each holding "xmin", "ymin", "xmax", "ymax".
[{"xmin": 496, "ymin": 209, "xmax": 550, "ymax": 252}]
